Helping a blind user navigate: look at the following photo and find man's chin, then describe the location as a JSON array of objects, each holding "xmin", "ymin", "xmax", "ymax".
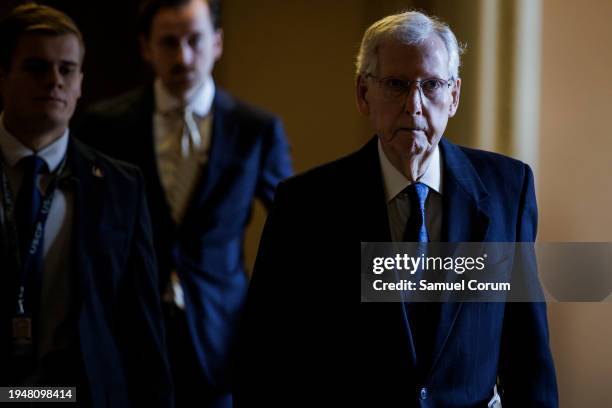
[
  {"xmin": 27, "ymin": 112, "xmax": 69, "ymax": 132},
  {"xmin": 168, "ymin": 77, "xmax": 203, "ymax": 99},
  {"xmin": 400, "ymin": 138, "xmax": 429, "ymax": 156}
]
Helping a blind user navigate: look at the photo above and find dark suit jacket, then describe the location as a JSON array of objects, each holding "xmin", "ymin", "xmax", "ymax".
[
  {"xmin": 1, "ymin": 138, "xmax": 173, "ymax": 407},
  {"xmin": 75, "ymin": 86, "xmax": 293, "ymax": 393},
  {"xmin": 235, "ymin": 137, "xmax": 558, "ymax": 407}
]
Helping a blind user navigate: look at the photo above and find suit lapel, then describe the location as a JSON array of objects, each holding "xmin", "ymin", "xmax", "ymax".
[
  {"xmin": 428, "ymin": 138, "xmax": 491, "ymax": 376},
  {"xmin": 180, "ymin": 90, "xmax": 238, "ymax": 228},
  {"xmin": 441, "ymin": 139, "xmax": 490, "ymax": 243},
  {"xmin": 356, "ymin": 137, "xmax": 391, "ymax": 243},
  {"xmin": 357, "ymin": 138, "xmax": 420, "ymax": 368},
  {"xmin": 68, "ymin": 139, "xmax": 105, "ymax": 315}
]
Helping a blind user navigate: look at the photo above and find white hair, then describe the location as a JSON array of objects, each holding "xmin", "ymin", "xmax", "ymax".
[{"xmin": 355, "ymin": 10, "xmax": 464, "ymax": 79}]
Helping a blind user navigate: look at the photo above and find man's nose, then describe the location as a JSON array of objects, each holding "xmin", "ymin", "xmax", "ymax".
[
  {"xmin": 46, "ymin": 66, "xmax": 63, "ymax": 89},
  {"xmin": 176, "ymin": 42, "xmax": 194, "ymax": 65},
  {"xmin": 403, "ymin": 82, "xmax": 423, "ymax": 115}
]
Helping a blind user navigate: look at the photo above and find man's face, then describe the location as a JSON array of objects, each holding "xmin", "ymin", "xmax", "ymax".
[
  {"xmin": 0, "ymin": 33, "xmax": 83, "ymax": 133},
  {"xmin": 141, "ymin": 0, "xmax": 223, "ymax": 100},
  {"xmin": 356, "ymin": 34, "xmax": 461, "ymax": 161}
]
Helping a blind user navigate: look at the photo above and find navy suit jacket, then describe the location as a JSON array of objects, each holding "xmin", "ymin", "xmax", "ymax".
[
  {"xmin": 1, "ymin": 138, "xmax": 173, "ymax": 407},
  {"xmin": 75, "ymin": 86, "xmax": 293, "ymax": 392},
  {"xmin": 235, "ymin": 137, "xmax": 558, "ymax": 407}
]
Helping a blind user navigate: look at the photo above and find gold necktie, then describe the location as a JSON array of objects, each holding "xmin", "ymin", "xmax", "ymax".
[{"xmin": 163, "ymin": 108, "xmax": 205, "ymax": 224}]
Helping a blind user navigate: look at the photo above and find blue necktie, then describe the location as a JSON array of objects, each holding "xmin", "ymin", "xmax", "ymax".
[
  {"xmin": 402, "ymin": 182, "xmax": 429, "ymax": 243},
  {"xmin": 401, "ymin": 182, "xmax": 439, "ymax": 367}
]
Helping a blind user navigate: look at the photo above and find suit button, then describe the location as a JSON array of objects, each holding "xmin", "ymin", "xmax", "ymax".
[{"xmin": 420, "ymin": 387, "xmax": 429, "ymax": 400}]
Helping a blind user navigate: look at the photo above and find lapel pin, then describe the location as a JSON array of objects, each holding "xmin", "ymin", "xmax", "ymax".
[{"xmin": 92, "ymin": 165, "xmax": 104, "ymax": 178}]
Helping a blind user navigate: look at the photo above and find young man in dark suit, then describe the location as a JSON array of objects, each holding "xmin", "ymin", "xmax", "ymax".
[
  {"xmin": 0, "ymin": 4, "xmax": 172, "ymax": 407},
  {"xmin": 76, "ymin": 0, "xmax": 293, "ymax": 406},
  {"xmin": 236, "ymin": 11, "xmax": 558, "ymax": 407}
]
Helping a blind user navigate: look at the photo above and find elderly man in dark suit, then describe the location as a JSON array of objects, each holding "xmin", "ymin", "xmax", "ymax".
[
  {"xmin": 236, "ymin": 10, "xmax": 558, "ymax": 408},
  {"xmin": 76, "ymin": 0, "xmax": 293, "ymax": 406},
  {"xmin": 0, "ymin": 4, "xmax": 172, "ymax": 407}
]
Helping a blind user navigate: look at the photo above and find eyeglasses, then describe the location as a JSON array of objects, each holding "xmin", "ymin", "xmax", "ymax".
[{"xmin": 366, "ymin": 74, "xmax": 454, "ymax": 103}]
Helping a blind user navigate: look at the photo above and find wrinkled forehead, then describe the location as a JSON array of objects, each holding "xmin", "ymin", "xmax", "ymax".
[{"xmin": 377, "ymin": 34, "xmax": 450, "ymax": 78}]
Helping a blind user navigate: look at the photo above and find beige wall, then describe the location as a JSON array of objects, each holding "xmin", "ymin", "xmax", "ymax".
[
  {"xmin": 216, "ymin": 0, "xmax": 373, "ymax": 173},
  {"xmin": 540, "ymin": 0, "xmax": 612, "ymax": 406}
]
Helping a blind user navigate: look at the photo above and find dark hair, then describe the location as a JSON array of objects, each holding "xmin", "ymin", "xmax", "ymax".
[
  {"xmin": 0, "ymin": 2, "xmax": 85, "ymax": 71},
  {"xmin": 138, "ymin": 0, "xmax": 221, "ymax": 38}
]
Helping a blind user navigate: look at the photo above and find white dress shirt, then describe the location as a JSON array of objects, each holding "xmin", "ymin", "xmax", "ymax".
[
  {"xmin": 153, "ymin": 77, "xmax": 215, "ymax": 224},
  {"xmin": 0, "ymin": 115, "xmax": 73, "ymax": 359},
  {"xmin": 378, "ymin": 138, "xmax": 443, "ymax": 242}
]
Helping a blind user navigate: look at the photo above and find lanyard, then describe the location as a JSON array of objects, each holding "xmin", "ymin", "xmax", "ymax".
[{"xmin": 0, "ymin": 154, "xmax": 66, "ymax": 315}]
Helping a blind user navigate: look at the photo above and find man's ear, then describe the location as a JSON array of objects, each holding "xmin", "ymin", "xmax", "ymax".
[
  {"xmin": 355, "ymin": 74, "xmax": 370, "ymax": 116},
  {"xmin": 448, "ymin": 77, "xmax": 461, "ymax": 117},
  {"xmin": 76, "ymin": 71, "xmax": 83, "ymax": 99},
  {"xmin": 213, "ymin": 29, "xmax": 223, "ymax": 62},
  {"xmin": 139, "ymin": 35, "xmax": 152, "ymax": 63}
]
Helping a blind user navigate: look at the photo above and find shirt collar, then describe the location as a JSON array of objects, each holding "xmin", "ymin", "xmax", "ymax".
[
  {"xmin": 0, "ymin": 113, "xmax": 69, "ymax": 173},
  {"xmin": 154, "ymin": 76, "xmax": 215, "ymax": 117},
  {"xmin": 378, "ymin": 137, "xmax": 443, "ymax": 203}
]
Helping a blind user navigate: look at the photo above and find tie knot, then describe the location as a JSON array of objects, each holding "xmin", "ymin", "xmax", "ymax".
[
  {"xmin": 20, "ymin": 155, "xmax": 47, "ymax": 177},
  {"xmin": 173, "ymin": 107, "xmax": 197, "ymax": 120},
  {"xmin": 405, "ymin": 182, "xmax": 429, "ymax": 211},
  {"xmin": 402, "ymin": 182, "xmax": 430, "ymax": 243}
]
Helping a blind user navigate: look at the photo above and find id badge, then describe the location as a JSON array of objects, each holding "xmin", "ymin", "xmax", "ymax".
[{"xmin": 12, "ymin": 316, "xmax": 33, "ymax": 356}]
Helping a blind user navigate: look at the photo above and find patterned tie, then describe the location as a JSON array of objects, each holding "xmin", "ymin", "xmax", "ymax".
[
  {"xmin": 179, "ymin": 108, "xmax": 202, "ymax": 158},
  {"xmin": 402, "ymin": 182, "xmax": 429, "ymax": 243},
  {"xmin": 401, "ymin": 182, "xmax": 438, "ymax": 368},
  {"xmin": 159, "ymin": 108, "xmax": 207, "ymax": 224}
]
